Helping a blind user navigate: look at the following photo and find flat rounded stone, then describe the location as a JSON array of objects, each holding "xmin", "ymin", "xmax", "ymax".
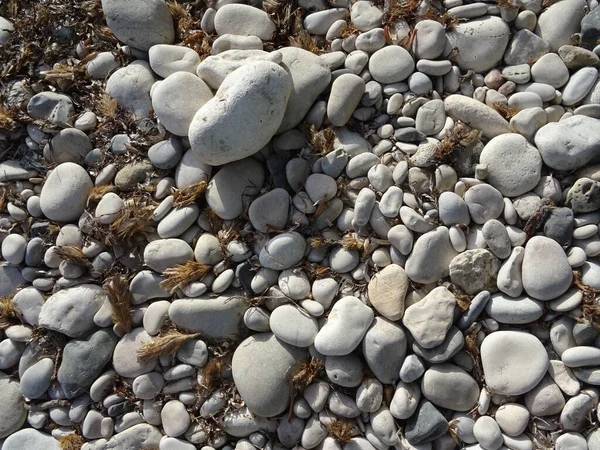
[
  {"xmin": 206, "ymin": 158, "xmax": 265, "ymax": 220},
  {"xmin": 175, "ymin": 149, "xmax": 212, "ymax": 189},
  {"xmin": 113, "ymin": 328, "xmax": 157, "ymax": 378},
  {"xmin": 522, "ymin": 236, "xmax": 572, "ymax": 301},
  {"xmin": 270, "ymin": 304, "xmax": 318, "ymax": 348},
  {"xmin": 326, "ymin": 353, "xmax": 364, "ymax": 388},
  {"xmin": 27, "ymin": 92, "xmax": 74, "ymax": 125},
  {"xmin": 531, "ymin": 53, "xmax": 570, "ymax": 88},
  {"xmin": 535, "ymin": 0, "xmax": 586, "ymax": 51},
  {"xmin": 480, "ymin": 134, "xmax": 542, "ymax": 197},
  {"xmin": 473, "ymin": 416, "xmax": 503, "ymax": 450},
  {"xmin": 525, "ymin": 375, "xmax": 566, "ymax": 416},
  {"xmin": 248, "ymin": 188, "xmax": 290, "ymax": 233},
  {"xmin": 327, "ymin": 73, "xmax": 365, "ymax": 127},
  {"xmin": 45, "ymin": 128, "xmax": 93, "ymax": 164},
  {"xmin": 176, "ymin": 339, "xmax": 208, "ymax": 366},
  {"xmin": 105, "ymin": 61, "xmax": 155, "ymax": 120},
  {"xmin": 368, "ymin": 46, "xmax": 415, "ymax": 84},
  {"xmin": 148, "ymin": 44, "xmax": 200, "ymax": 78},
  {"xmin": 38, "ymin": 284, "xmax": 106, "ymax": 338},
  {"xmin": 438, "ymin": 192, "xmax": 470, "ymax": 226},
  {"xmin": 40, "ymin": 162, "xmax": 93, "ymax": 223},
  {"xmin": 444, "ymin": 95, "xmax": 510, "ymax": 139},
  {"xmin": 232, "ymin": 333, "xmax": 307, "ymax": 417},
  {"xmin": 168, "ymin": 294, "xmax": 247, "ymax": 339},
  {"xmin": 190, "ymin": 61, "xmax": 291, "ymax": 166},
  {"xmin": 2, "ymin": 429, "xmax": 60, "ymax": 450},
  {"xmin": 314, "ymin": 296, "xmax": 374, "ymax": 356},
  {"xmin": 162, "ymin": 400, "xmax": 190, "ymax": 437},
  {"xmin": 214, "ymin": 4, "xmax": 276, "ymax": 40},
  {"xmin": 132, "ymin": 372, "xmax": 164, "ymax": 399},
  {"xmin": 402, "ymin": 286, "xmax": 456, "ymax": 349},
  {"xmin": 485, "ymin": 293, "xmax": 544, "ymax": 324},
  {"xmin": 277, "ymin": 47, "xmax": 332, "ymax": 133},
  {"xmin": 143, "ymin": 238, "xmax": 193, "ymax": 273},
  {"xmin": 152, "ymin": 72, "xmax": 213, "ymax": 137},
  {"xmin": 464, "ymin": 183, "xmax": 505, "ymax": 224},
  {"xmin": 421, "ymin": 363, "xmax": 479, "ymax": 412},
  {"xmin": 362, "ymin": 317, "xmax": 407, "ymax": 384},
  {"xmin": 367, "ymin": 264, "xmax": 409, "ymax": 320},
  {"xmin": 446, "ymin": 16, "xmax": 510, "ymax": 72},
  {"xmin": 0, "ymin": 374, "xmax": 27, "ymax": 438},
  {"xmin": 405, "ymin": 227, "xmax": 458, "ymax": 284},
  {"xmin": 495, "ymin": 403, "xmax": 529, "ymax": 436},
  {"xmin": 535, "ymin": 115, "xmax": 600, "ymax": 171},
  {"xmin": 157, "ymin": 204, "xmax": 200, "ymax": 238},
  {"xmin": 259, "ymin": 232, "xmax": 306, "ymax": 270},
  {"xmin": 562, "ymin": 67, "xmax": 598, "ymax": 106},
  {"xmin": 101, "ymin": 0, "xmax": 174, "ymax": 51},
  {"xmin": 405, "ymin": 400, "xmax": 449, "ymax": 445},
  {"xmin": 481, "ymin": 330, "xmax": 549, "ymax": 395}
]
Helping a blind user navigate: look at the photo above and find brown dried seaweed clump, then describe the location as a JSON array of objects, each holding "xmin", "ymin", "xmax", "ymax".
[
  {"xmin": 59, "ymin": 434, "xmax": 85, "ymax": 450},
  {"xmin": 103, "ymin": 275, "xmax": 133, "ymax": 333},
  {"xmin": 137, "ymin": 329, "xmax": 200, "ymax": 363},
  {"xmin": 160, "ymin": 260, "xmax": 213, "ymax": 293},
  {"xmin": 0, "ymin": 296, "xmax": 19, "ymax": 329}
]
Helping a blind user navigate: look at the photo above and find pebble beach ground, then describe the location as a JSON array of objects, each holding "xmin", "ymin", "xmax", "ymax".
[{"xmin": 1, "ymin": 0, "xmax": 600, "ymax": 449}]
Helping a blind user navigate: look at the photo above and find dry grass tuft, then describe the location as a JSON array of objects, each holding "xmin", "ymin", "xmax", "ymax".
[
  {"xmin": 386, "ymin": 0, "xmax": 422, "ymax": 24},
  {"xmin": 573, "ymin": 271, "xmax": 600, "ymax": 330},
  {"xmin": 104, "ymin": 275, "xmax": 132, "ymax": 333},
  {"xmin": 202, "ymin": 207, "xmax": 224, "ymax": 233},
  {"xmin": 0, "ymin": 186, "xmax": 9, "ymax": 212},
  {"xmin": 0, "ymin": 297, "xmax": 19, "ymax": 329},
  {"xmin": 306, "ymin": 125, "xmax": 336, "ymax": 155},
  {"xmin": 137, "ymin": 329, "xmax": 200, "ymax": 363},
  {"xmin": 172, "ymin": 180, "xmax": 207, "ymax": 208},
  {"xmin": 197, "ymin": 357, "xmax": 224, "ymax": 398},
  {"xmin": 288, "ymin": 28, "xmax": 326, "ymax": 55},
  {"xmin": 341, "ymin": 234, "xmax": 364, "ymax": 252},
  {"xmin": 436, "ymin": 12, "xmax": 459, "ymax": 31},
  {"xmin": 160, "ymin": 260, "xmax": 213, "ymax": 294},
  {"xmin": 182, "ymin": 31, "xmax": 215, "ymax": 60},
  {"xmin": 432, "ymin": 121, "xmax": 480, "ymax": 164},
  {"xmin": 87, "ymin": 184, "xmax": 117, "ymax": 205},
  {"xmin": 287, "ymin": 358, "xmax": 324, "ymax": 392},
  {"xmin": 340, "ymin": 23, "xmax": 361, "ymax": 39},
  {"xmin": 326, "ymin": 420, "xmax": 354, "ymax": 443},
  {"xmin": 96, "ymin": 93, "xmax": 119, "ymax": 120},
  {"xmin": 54, "ymin": 245, "xmax": 90, "ymax": 266},
  {"xmin": 106, "ymin": 200, "xmax": 154, "ymax": 244},
  {"xmin": 59, "ymin": 434, "xmax": 85, "ymax": 450},
  {"xmin": 492, "ymin": 102, "xmax": 520, "ymax": 121},
  {"xmin": 0, "ymin": 105, "xmax": 20, "ymax": 134},
  {"xmin": 308, "ymin": 237, "xmax": 333, "ymax": 249}
]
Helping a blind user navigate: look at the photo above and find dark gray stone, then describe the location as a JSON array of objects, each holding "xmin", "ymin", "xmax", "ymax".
[
  {"xmin": 543, "ymin": 207, "xmax": 574, "ymax": 247},
  {"xmin": 57, "ymin": 329, "xmax": 119, "ymax": 398},
  {"xmin": 581, "ymin": 7, "xmax": 600, "ymax": 50},
  {"xmin": 405, "ymin": 400, "xmax": 449, "ymax": 445},
  {"xmin": 412, "ymin": 326, "xmax": 464, "ymax": 364},
  {"xmin": 394, "ymin": 127, "xmax": 427, "ymax": 143},
  {"xmin": 0, "ymin": 265, "xmax": 24, "ymax": 296}
]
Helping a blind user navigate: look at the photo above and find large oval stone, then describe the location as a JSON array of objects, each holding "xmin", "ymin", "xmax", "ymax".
[
  {"xmin": 232, "ymin": 333, "xmax": 307, "ymax": 417},
  {"xmin": 39, "ymin": 162, "xmax": 93, "ymax": 223},
  {"xmin": 522, "ymin": 236, "xmax": 572, "ymax": 301},
  {"xmin": 189, "ymin": 61, "xmax": 291, "ymax": 166}
]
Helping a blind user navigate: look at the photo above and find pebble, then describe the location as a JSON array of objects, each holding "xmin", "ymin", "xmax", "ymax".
[
  {"xmin": 314, "ymin": 296, "xmax": 374, "ymax": 356},
  {"xmin": 0, "ymin": 375, "xmax": 27, "ymax": 438},
  {"xmin": 449, "ymin": 249, "xmax": 500, "ymax": 295},
  {"xmin": 2, "ymin": 429, "xmax": 61, "ymax": 450},
  {"xmin": 169, "ymin": 295, "xmax": 247, "ymax": 339},
  {"xmin": 367, "ymin": 264, "xmax": 409, "ymax": 320},
  {"xmin": 368, "ymin": 46, "xmax": 414, "ymax": 84},
  {"xmin": 190, "ymin": 61, "xmax": 291, "ymax": 165},
  {"xmin": 402, "ymin": 286, "xmax": 456, "ymax": 349},
  {"xmin": 444, "ymin": 95, "xmax": 510, "ymax": 139},
  {"xmin": 479, "ymin": 134, "xmax": 542, "ymax": 197},
  {"xmin": 405, "ymin": 227, "xmax": 458, "ymax": 283},
  {"xmin": 362, "ymin": 317, "xmax": 407, "ymax": 385},
  {"xmin": 446, "ymin": 16, "xmax": 510, "ymax": 72},
  {"xmin": 421, "ymin": 363, "xmax": 479, "ymax": 412},
  {"xmin": 259, "ymin": 232, "xmax": 306, "ymax": 270},
  {"xmin": 102, "ymin": 0, "xmax": 174, "ymax": 51},
  {"xmin": 26, "ymin": 92, "xmax": 74, "ymax": 125},
  {"xmin": 525, "ymin": 375, "xmax": 566, "ymax": 416},
  {"xmin": 152, "ymin": 72, "xmax": 213, "ymax": 137},
  {"xmin": 270, "ymin": 304, "xmax": 318, "ymax": 348},
  {"xmin": 39, "ymin": 162, "xmax": 93, "ymax": 223},
  {"xmin": 206, "ymin": 158, "xmax": 264, "ymax": 220},
  {"xmin": 105, "ymin": 61, "xmax": 155, "ymax": 120},
  {"xmin": 214, "ymin": 4, "xmax": 275, "ymax": 40},
  {"xmin": 38, "ymin": 284, "xmax": 107, "ymax": 338},
  {"xmin": 327, "ymin": 73, "xmax": 365, "ymax": 127},
  {"xmin": 531, "ymin": 52, "xmax": 570, "ymax": 88},
  {"xmin": 495, "ymin": 403, "xmax": 529, "ymax": 437},
  {"xmin": 473, "ymin": 416, "xmax": 503, "ymax": 450},
  {"xmin": 148, "ymin": 44, "xmax": 199, "ymax": 77},
  {"xmin": 143, "ymin": 238, "xmax": 193, "ymax": 273},
  {"xmin": 562, "ymin": 67, "xmax": 598, "ymax": 106},
  {"xmin": 521, "ymin": 236, "xmax": 572, "ymax": 301},
  {"xmin": 535, "ymin": 0, "xmax": 586, "ymax": 51},
  {"xmin": 535, "ymin": 115, "xmax": 600, "ymax": 171},
  {"xmin": 113, "ymin": 328, "xmax": 157, "ymax": 378},
  {"xmin": 480, "ymin": 330, "xmax": 549, "ymax": 395},
  {"xmin": 162, "ymin": 400, "xmax": 190, "ymax": 437},
  {"xmin": 405, "ymin": 400, "xmax": 448, "ymax": 445},
  {"xmin": 58, "ymin": 329, "xmax": 118, "ymax": 398},
  {"xmin": 232, "ymin": 333, "xmax": 307, "ymax": 417}
]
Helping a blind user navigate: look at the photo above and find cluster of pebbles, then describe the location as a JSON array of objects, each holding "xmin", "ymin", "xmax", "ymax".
[{"xmin": 2, "ymin": 0, "xmax": 600, "ymax": 449}]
